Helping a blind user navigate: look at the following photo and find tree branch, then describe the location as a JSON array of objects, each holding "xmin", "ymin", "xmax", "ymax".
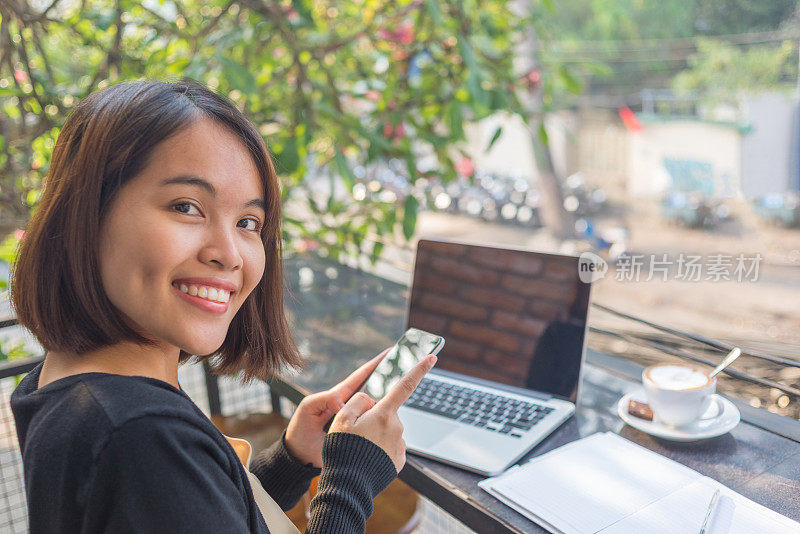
[{"xmin": 87, "ymin": 0, "xmax": 124, "ymax": 90}]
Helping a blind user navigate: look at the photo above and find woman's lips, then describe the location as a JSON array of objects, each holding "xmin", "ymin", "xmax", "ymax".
[
  {"xmin": 171, "ymin": 277, "xmax": 238, "ymax": 294},
  {"xmin": 172, "ymin": 285, "xmax": 230, "ymax": 314}
]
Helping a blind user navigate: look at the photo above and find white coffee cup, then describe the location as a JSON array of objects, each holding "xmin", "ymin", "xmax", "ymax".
[{"xmin": 642, "ymin": 363, "xmax": 723, "ymax": 427}]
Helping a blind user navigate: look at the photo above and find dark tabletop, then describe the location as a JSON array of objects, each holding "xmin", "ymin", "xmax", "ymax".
[{"xmin": 277, "ymin": 254, "xmax": 800, "ymax": 533}]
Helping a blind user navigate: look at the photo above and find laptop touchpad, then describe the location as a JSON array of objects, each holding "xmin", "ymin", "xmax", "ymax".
[{"xmin": 401, "ymin": 412, "xmax": 460, "ymax": 448}]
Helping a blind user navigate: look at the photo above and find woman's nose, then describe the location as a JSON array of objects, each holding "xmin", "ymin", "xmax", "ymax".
[{"xmin": 198, "ymin": 226, "xmax": 243, "ymax": 270}]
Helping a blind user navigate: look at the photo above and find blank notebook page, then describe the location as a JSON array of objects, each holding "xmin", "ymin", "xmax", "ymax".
[
  {"xmin": 483, "ymin": 432, "xmax": 800, "ymax": 534},
  {"xmin": 485, "ymin": 432, "xmax": 701, "ymax": 534},
  {"xmin": 599, "ymin": 477, "xmax": 800, "ymax": 534}
]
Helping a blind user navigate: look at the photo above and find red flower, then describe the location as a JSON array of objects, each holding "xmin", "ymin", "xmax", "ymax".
[
  {"xmin": 395, "ymin": 20, "xmax": 414, "ymax": 45},
  {"xmin": 455, "ymin": 157, "xmax": 475, "ymax": 177},
  {"xmin": 14, "ymin": 70, "xmax": 28, "ymax": 83},
  {"xmin": 524, "ymin": 69, "xmax": 541, "ymax": 90},
  {"xmin": 379, "ymin": 19, "xmax": 414, "ymax": 45},
  {"xmin": 382, "ymin": 122, "xmax": 405, "ymax": 141}
]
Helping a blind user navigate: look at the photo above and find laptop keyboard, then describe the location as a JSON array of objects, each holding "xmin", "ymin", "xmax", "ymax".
[{"xmin": 405, "ymin": 377, "xmax": 554, "ymax": 438}]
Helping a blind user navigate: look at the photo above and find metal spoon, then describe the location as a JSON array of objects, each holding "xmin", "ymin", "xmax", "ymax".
[{"xmin": 709, "ymin": 347, "xmax": 742, "ymax": 379}]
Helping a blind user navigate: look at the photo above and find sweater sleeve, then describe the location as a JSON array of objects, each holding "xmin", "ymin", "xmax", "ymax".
[
  {"xmin": 306, "ymin": 432, "xmax": 397, "ymax": 533},
  {"xmin": 249, "ymin": 430, "xmax": 322, "ymax": 510},
  {"xmin": 80, "ymin": 415, "xmax": 252, "ymax": 534}
]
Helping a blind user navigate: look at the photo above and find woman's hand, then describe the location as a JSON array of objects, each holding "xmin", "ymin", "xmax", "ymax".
[
  {"xmin": 329, "ymin": 354, "xmax": 438, "ymax": 473},
  {"xmin": 284, "ymin": 349, "xmax": 390, "ymax": 468}
]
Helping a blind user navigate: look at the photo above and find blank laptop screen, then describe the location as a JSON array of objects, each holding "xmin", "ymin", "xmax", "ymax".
[{"xmin": 407, "ymin": 239, "xmax": 591, "ymax": 403}]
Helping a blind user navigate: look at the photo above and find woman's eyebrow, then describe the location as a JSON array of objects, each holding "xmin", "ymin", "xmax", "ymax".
[
  {"xmin": 160, "ymin": 175, "xmax": 266, "ymax": 212},
  {"xmin": 160, "ymin": 175, "xmax": 216, "ymax": 195},
  {"xmin": 245, "ymin": 199, "xmax": 267, "ymax": 212}
]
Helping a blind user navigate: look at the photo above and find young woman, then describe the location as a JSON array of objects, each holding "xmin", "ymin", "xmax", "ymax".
[{"xmin": 9, "ymin": 80, "xmax": 436, "ymax": 533}]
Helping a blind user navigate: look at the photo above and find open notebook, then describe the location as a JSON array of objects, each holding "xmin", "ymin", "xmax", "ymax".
[{"xmin": 478, "ymin": 432, "xmax": 800, "ymax": 534}]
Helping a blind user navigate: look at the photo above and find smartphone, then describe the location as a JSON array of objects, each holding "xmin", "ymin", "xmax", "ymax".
[
  {"xmin": 324, "ymin": 327, "xmax": 445, "ymax": 430},
  {"xmin": 361, "ymin": 327, "xmax": 445, "ymax": 401}
]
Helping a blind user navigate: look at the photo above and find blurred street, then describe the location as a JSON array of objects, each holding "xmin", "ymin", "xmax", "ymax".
[
  {"xmin": 415, "ymin": 203, "xmax": 800, "ymax": 352},
  {"xmin": 411, "ymin": 202, "xmax": 800, "ymax": 418}
]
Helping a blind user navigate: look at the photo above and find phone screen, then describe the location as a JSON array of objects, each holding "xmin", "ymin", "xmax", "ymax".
[{"xmin": 362, "ymin": 328, "xmax": 445, "ymax": 400}]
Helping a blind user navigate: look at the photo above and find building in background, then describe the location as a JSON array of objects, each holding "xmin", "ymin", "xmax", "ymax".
[{"xmin": 465, "ymin": 91, "xmax": 800, "ymax": 202}]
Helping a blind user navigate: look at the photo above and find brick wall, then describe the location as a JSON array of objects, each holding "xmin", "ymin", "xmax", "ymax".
[{"xmin": 407, "ymin": 240, "xmax": 585, "ymax": 388}]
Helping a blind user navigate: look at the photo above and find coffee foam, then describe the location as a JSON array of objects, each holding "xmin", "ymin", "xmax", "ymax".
[{"xmin": 647, "ymin": 365, "xmax": 709, "ymax": 390}]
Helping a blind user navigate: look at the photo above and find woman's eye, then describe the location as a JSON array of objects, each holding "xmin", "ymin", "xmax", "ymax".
[
  {"xmin": 238, "ymin": 218, "xmax": 262, "ymax": 232},
  {"xmin": 172, "ymin": 202, "xmax": 200, "ymax": 215}
]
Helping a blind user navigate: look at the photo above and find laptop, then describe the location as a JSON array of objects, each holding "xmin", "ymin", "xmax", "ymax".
[{"xmin": 397, "ymin": 239, "xmax": 591, "ymax": 476}]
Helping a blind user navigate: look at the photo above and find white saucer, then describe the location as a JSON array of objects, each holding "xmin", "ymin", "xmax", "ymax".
[{"xmin": 617, "ymin": 388, "xmax": 740, "ymax": 442}]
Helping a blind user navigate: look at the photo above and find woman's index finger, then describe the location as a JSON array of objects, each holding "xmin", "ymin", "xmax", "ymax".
[
  {"xmin": 376, "ymin": 354, "xmax": 437, "ymax": 412},
  {"xmin": 330, "ymin": 347, "xmax": 391, "ymax": 399}
]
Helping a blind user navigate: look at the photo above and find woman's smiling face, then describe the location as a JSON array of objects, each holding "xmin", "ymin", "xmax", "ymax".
[{"xmin": 98, "ymin": 118, "xmax": 267, "ymax": 356}]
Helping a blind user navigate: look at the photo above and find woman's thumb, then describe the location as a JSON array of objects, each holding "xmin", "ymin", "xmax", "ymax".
[{"xmin": 335, "ymin": 392, "xmax": 375, "ymax": 424}]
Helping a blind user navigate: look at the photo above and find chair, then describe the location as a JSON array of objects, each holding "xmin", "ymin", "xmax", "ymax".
[{"xmin": 211, "ymin": 412, "xmax": 422, "ymax": 533}]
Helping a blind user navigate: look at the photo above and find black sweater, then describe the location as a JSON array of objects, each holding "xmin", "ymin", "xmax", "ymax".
[{"xmin": 10, "ymin": 363, "xmax": 397, "ymax": 533}]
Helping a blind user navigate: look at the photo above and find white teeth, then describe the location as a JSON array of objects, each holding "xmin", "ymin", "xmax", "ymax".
[{"xmin": 177, "ymin": 283, "xmax": 231, "ymax": 303}]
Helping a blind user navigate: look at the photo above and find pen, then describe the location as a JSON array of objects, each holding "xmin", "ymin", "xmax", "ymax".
[{"xmin": 699, "ymin": 488, "xmax": 720, "ymax": 534}]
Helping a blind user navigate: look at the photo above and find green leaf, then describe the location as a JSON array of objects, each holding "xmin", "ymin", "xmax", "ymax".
[
  {"xmin": 309, "ymin": 194, "xmax": 324, "ymax": 214},
  {"xmin": 353, "ymin": 223, "xmax": 367, "ymax": 248},
  {"xmin": 377, "ymin": 209, "xmax": 395, "ymax": 235},
  {"xmin": 405, "ymin": 152, "xmax": 418, "ymax": 181},
  {"xmin": 334, "ymin": 149, "xmax": 355, "ymax": 190},
  {"xmin": 558, "ymin": 65, "xmax": 583, "ymax": 95},
  {"xmin": 458, "ymin": 37, "xmax": 489, "ymax": 109},
  {"xmin": 424, "ymin": 0, "xmax": 443, "ymax": 25},
  {"xmin": 537, "ymin": 122, "xmax": 549, "ymax": 146},
  {"xmin": 290, "ymin": 0, "xmax": 315, "ymax": 27},
  {"xmin": 183, "ymin": 57, "xmax": 208, "ymax": 80},
  {"xmin": 220, "ymin": 55, "xmax": 257, "ymax": 95},
  {"xmin": 371, "ymin": 241, "xmax": 385, "ymax": 264},
  {"xmin": 85, "ymin": 8, "xmax": 115, "ymax": 31},
  {"xmin": 584, "ymin": 62, "xmax": 612, "ymax": 76},
  {"xmin": 459, "ymin": 37, "xmax": 479, "ymax": 71},
  {"xmin": 327, "ymin": 172, "xmax": 335, "ymax": 211},
  {"xmin": 26, "ymin": 189, "xmax": 41, "ymax": 207},
  {"xmin": 276, "ymin": 137, "xmax": 300, "ymax": 174},
  {"xmin": 367, "ymin": 139, "xmax": 381, "ymax": 162},
  {"xmin": 486, "ymin": 126, "xmax": 503, "ymax": 152},
  {"xmin": 467, "ymin": 70, "xmax": 488, "ymax": 109},
  {"xmin": 146, "ymin": 48, "xmax": 168, "ymax": 70},
  {"xmin": 448, "ymin": 102, "xmax": 464, "ymax": 139},
  {"xmin": 402, "ymin": 194, "xmax": 419, "ymax": 240},
  {"xmin": 0, "ymin": 233, "xmax": 21, "ymax": 267}
]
